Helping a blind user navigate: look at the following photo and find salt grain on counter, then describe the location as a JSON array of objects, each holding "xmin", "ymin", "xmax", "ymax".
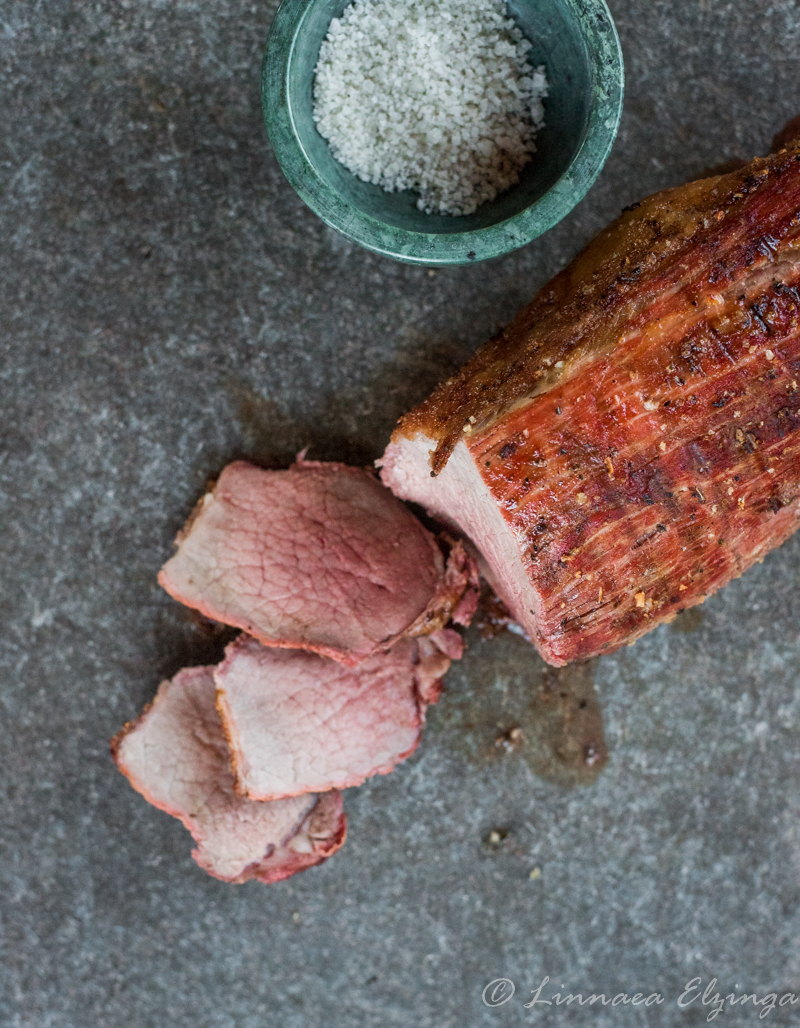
[{"xmin": 312, "ymin": 0, "xmax": 548, "ymax": 216}]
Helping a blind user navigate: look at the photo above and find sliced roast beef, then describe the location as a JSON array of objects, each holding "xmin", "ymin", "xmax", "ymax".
[
  {"xmin": 111, "ymin": 666, "xmax": 346, "ymax": 883},
  {"xmin": 381, "ymin": 140, "xmax": 800, "ymax": 666},
  {"xmin": 159, "ymin": 457, "xmax": 478, "ymax": 667},
  {"xmin": 215, "ymin": 634, "xmax": 451, "ymax": 801}
]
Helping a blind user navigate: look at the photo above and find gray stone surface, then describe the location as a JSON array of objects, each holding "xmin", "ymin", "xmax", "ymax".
[{"xmin": 2, "ymin": 1, "xmax": 800, "ymax": 1025}]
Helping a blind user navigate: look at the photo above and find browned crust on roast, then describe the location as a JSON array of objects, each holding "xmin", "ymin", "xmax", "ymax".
[{"xmin": 393, "ymin": 140, "xmax": 800, "ymax": 475}]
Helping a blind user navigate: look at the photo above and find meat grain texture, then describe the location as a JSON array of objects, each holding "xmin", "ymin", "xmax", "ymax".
[
  {"xmin": 111, "ymin": 667, "xmax": 346, "ymax": 883},
  {"xmin": 381, "ymin": 140, "xmax": 800, "ymax": 665},
  {"xmin": 114, "ymin": 456, "xmax": 474, "ymax": 884},
  {"xmin": 159, "ymin": 457, "xmax": 478, "ymax": 666},
  {"xmin": 215, "ymin": 634, "xmax": 453, "ymax": 801}
]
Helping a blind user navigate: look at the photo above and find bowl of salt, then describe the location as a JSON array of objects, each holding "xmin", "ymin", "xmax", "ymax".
[{"xmin": 263, "ymin": 0, "xmax": 623, "ymax": 265}]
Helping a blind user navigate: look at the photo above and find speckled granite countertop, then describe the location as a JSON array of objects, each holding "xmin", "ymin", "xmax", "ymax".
[{"xmin": 2, "ymin": 2, "xmax": 800, "ymax": 1025}]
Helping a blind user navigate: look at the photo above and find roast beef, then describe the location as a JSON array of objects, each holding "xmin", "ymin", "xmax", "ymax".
[
  {"xmin": 159, "ymin": 457, "xmax": 478, "ymax": 666},
  {"xmin": 381, "ymin": 140, "xmax": 800, "ymax": 665},
  {"xmin": 215, "ymin": 633, "xmax": 452, "ymax": 801},
  {"xmin": 111, "ymin": 666, "xmax": 346, "ymax": 883}
]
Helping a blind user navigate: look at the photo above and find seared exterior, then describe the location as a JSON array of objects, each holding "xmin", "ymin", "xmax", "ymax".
[{"xmin": 387, "ymin": 141, "xmax": 800, "ymax": 664}]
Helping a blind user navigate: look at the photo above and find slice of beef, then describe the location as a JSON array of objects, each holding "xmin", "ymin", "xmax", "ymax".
[
  {"xmin": 111, "ymin": 666, "xmax": 346, "ymax": 883},
  {"xmin": 215, "ymin": 634, "xmax": 453, "ymax": 801},
  {"xmin": 381, "ymin": 140, "xmax": 800, "ymax": 666},
  {"xmin": 158, "ymin": 457, "xmax": 478, "ymax": 667}
]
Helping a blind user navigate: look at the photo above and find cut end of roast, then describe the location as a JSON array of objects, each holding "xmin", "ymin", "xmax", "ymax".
[{"xmin": 381, "ymin": 433, "xmax": 549, "ymax": 657}]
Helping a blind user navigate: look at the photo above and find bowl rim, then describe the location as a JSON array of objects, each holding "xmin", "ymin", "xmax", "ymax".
[{"xmin": 262, "ymin": 0, "xmax": 624, "ymax": 266}]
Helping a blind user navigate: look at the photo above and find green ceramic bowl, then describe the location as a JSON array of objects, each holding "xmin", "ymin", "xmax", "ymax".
[{"xmin": 263, "ymin": 0, "xmax": 624, "ymax": 265}]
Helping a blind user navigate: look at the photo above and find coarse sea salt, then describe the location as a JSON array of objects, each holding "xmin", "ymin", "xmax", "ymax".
[{"xmin": 312, "ymin": 0, "xmax": 548, "ymax": 217}]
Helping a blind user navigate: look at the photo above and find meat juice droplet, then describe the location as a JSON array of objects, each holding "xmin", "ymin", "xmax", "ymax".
[{"xmin": 428, "ymin": 595, "xmax": 608, "ymax": 789}]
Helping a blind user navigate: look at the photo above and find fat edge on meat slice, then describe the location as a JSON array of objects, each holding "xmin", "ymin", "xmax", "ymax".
[{"xmin": 380, "ymin": 139, "xmax": 800, "ymax": 665}]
